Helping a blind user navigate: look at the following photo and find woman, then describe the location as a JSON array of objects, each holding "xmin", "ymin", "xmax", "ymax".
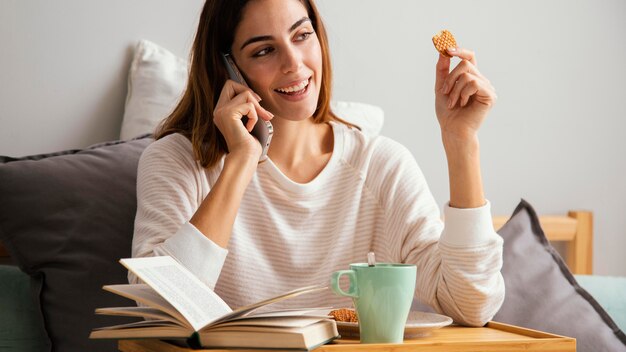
[{"xmin": 131, "ymin": 0, "xmax": 504, "ymax": 327}]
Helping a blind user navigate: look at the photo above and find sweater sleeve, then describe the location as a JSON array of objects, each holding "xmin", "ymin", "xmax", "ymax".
[
  {"xmin": 129, "ymin": 136, "xmax": 228, "ymax": 289},
  {"xmin": 373, "ymin": 138, "xmax": 504, "ymax": 326}
]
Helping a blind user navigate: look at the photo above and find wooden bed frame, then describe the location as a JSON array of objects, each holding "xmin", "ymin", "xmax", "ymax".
[{"xmin": 0, "ymin": 211, "xmax": 593, "ymax": 274}]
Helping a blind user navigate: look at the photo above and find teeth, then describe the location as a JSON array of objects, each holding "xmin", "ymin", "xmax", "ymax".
[{"xmin": 276, "ymin": 79, "xmax": 309, "ymax": 93}]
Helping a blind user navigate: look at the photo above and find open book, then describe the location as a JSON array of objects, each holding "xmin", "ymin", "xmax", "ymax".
[{"xmin": 89, "ymin": 256, "xmax": 339, "ymax": 351}]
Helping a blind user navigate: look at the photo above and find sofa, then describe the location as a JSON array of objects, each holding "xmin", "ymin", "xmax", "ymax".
[{"xmin": 1, "ymin": 40, "xmax": 624, "ymax": 352}]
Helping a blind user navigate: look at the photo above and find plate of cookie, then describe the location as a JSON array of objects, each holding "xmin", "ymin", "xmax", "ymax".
[{"xmin": 328, "ymin": 308, "xmax": 453, "ymax": 339}]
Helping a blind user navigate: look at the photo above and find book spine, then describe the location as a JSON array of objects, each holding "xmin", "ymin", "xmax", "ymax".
[{"xmin": 186, "ymin": 332, "xmax": 202, "ymax": 349}]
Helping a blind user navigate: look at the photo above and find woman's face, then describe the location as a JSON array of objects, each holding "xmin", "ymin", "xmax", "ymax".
[{"xmin": 231, "ymin": 0, "xmax": 322, "ymax": 122}]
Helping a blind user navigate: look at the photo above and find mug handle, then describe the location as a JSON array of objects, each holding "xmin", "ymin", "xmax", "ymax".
[{"xmin": 330, "ymin": 270, "xmax": 358, "ymax": 298}]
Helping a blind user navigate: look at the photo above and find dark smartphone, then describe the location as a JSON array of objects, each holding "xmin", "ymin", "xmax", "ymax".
[{"xmin": 221, "ymin": 53, "xmax": 273, "ymax": 162}]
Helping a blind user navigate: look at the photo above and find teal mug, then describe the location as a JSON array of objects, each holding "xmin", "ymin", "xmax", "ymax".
[{"xmin": 330, "ymin": 263, "xmax": 417, "ymax": 343}]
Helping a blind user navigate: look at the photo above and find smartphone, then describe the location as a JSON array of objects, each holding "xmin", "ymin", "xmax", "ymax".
[{"xmin": 221, "ymin": 53, "xmax": 273, "ymax": 162}]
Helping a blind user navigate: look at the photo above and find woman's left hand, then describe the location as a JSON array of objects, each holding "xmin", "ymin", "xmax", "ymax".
[{"xmin": 435, "ymin": 47, "xmax": 496, "ymax": 142}]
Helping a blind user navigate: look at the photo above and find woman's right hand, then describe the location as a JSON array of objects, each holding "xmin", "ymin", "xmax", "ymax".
[{"xmin": 213, "ymin": 80, "xmax": 274, "ymax": 159}]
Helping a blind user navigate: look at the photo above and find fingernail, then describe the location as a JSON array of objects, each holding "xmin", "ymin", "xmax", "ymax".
[
  {"xmin": 448, "ymin": 99, "xmax": 454, "ymax": 109},
  {"xmin": 255, "ymin": 93, "xmax": 262, "ymax": 101},
  {"xmin": 447, "ymin": 47, "xmax": 456, "ymax": 53},
  {"xmin": 442, "ymin": 83, "xmax": 449, "ymax": 94},
  {"xmin": 268, "ymin": 111, "xmax": 274, "ymax": 118}
]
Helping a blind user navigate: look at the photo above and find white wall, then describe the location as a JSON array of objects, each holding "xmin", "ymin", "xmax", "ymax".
[
  {"xmin": 318, "ymin": 0, "xmax": 626, "ymax": 276},
  {"xmin": 0, "ymin": 0, "xmax": 204, "ymax": 155},
  {"xmin": 1, "ymin": 1, "xmax": 624, "ymax": 275}
]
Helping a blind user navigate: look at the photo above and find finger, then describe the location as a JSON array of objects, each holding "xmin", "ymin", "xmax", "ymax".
[
  {"xmin": 228, "ymin": 90, "xmax": 273, "ymax": 121},
  {"xmin": 233, "ymin": 102, "xmax": 259, "ymax": 132},
  {"xmin": 446, "ymin": 47, "xmax": 477, "ymax": 66},
  {"xmin": 469, "ymin": 81, "xmax": 497, "ymax": 107},
  {"xmin": 219, "ymin": 80, "xmax": 247, "ymax": 102},
  {"xmin": 435, "ymin": 53, "xmax": 451, "ymax": 94},
  {"xmin": 458, "ymin": 81, "xmax": 480, "ymax": 108},
  {"xmin": 245, "ymin": 102, "xmax": 260, "ymax": 131},
  {"xmin": 453, "ymin": 77, "xmax": 495, "ymax": 109},
  {"xmin": 447, "ymin": 72, "xmax": 475, "ymax": 109},
  {"xmin": 442, "ymin": 60, "xmax": 479, "ymax": 95},
  {"xmin": 228, "ymin": 90, "xmax": 258, "ymax": 107},
  {"xmin": 214, "ymin": 92, "xmax": 261, "ymax": 131},
  {"xmin": 448, "ymin": 73, "xmax": 491, "ymax": 109},
  {"xmin": 258, "ymin": 104, "xmax": 274, "ymax": 121},
  {"xmin": 218, "ymin": 80, "xmax": 262, "ymax": 106}
]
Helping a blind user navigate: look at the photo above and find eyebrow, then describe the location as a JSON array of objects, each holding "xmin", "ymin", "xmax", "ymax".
[{"xmin": 240, "ymin": 17, "xmax": 312, "ymax": 51}]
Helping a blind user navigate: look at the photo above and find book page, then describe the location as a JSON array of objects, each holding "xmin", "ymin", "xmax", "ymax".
[
  {"xmin": 215, "ymin": 308, "xmax": 332, "ymax": 326},
  {"xmin": 90, "ymin": 320, "xmax": 190, "ymax": 340},
  {"xmin": 235, "ymin": 308, "xmax": 332, "ymax": 319},
  {"xmin": 121, "ymin": 256, "xmax": 232, "ymax": 331},
  {"xmin": 103, "ymin": 284, "xmax": 186, "ymax": 325},
  {"xmin": 95, "ymin": 306, "xmax": 181, "ymax": 324},
  {"xmin": 208, "ymin": 285, "xmax": 328, "ymax": 326},
  {"xmin": 93, "ymin": 319, "xmax": 178, "ymax": 331},
  {"xmin": 213, "ymin": 316, "xmax": 327, "ymax": 329}
]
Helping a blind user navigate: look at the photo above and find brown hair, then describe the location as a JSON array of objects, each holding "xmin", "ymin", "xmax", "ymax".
[{"xmin": 155, "ymin": 0, "xmax": 357, "ymax": 168}]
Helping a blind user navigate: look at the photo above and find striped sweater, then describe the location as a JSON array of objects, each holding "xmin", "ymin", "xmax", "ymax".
[{"xmin": 130, "ymin": 121, "xmax": 505, "ymax": 326}]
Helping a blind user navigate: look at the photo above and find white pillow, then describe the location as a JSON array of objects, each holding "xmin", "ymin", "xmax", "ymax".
[
  {"xmin": 330, "ymin": 101, "xmax": 384, "ymax": 137},
  {"xmin": 120, "ymin": 40, "xmax": 187, "ymax": 140},
  {"xmin": 120, "ymin": 40, "xmax": 384, "ymax": 140}
]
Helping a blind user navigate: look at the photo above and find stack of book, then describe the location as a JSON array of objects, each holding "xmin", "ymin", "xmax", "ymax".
[{"xmin": 90, "ymin": 256, "xmax": 339, "ymax": 351}]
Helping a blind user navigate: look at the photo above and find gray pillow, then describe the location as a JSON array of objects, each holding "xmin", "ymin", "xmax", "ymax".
[
  {"xmin": 496, "ymin": 199, "xmax": 626, "ymax": 351},
  {"xmin": 0, "ymin": 136, "xmax": 152, "ymax": 352}
]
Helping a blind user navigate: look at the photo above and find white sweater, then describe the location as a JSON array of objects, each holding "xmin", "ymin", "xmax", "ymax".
[{"xmin": 131, "ymin": 121, "xmax": 505, "ymax": 326}]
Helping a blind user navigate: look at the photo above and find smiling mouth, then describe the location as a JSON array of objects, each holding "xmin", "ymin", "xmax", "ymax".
[{"xmin": 274, "ymin": 78, "xmax": 311, "ymax": 96}]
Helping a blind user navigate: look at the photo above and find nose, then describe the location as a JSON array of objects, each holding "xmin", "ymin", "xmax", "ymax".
[{"xmin": 280, "ymin": 44, "xmax": 303, "ymax": 74}]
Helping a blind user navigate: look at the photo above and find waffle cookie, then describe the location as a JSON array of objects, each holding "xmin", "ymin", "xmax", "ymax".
[
  {"xmin": 329, "ymin": 308, "xmax": 358, "ymax": 323},
  {"xmin": 432, "ymin": 30, "xmax": 457, "ymax": 57}
]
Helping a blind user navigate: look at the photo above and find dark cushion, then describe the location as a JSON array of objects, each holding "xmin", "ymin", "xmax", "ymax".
[
  {"xmin": 0, "ymin": 265, "xmax": 49, "ymax": 351},
  {"xmin": 0, "ymin": 136, "xmax": 152, "ymax": 352},
  {"xmin": 495, "ymin": 199, "xmax": 626, "ymax": 352}
]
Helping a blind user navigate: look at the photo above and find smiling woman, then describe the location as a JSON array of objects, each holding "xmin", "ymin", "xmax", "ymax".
[
  {"xmin": 232, "ymin": 9, "xmax": 321, "ymax": 119},
  {"xmin": 155, "ymin": 0, "xmax": 355, "ymax": 171},
  {"xmin": 131, "ymin": 0, "xmax": 505, "ymax": 328}
]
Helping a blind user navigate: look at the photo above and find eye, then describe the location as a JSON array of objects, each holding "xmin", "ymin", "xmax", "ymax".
[
  {"xmin": 253, "ymin": 47, "xmax": 274, "ymax": 58},
  {"xmin": 297, "ymin": 31, "xmax": 314, "ymax": 41}
]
